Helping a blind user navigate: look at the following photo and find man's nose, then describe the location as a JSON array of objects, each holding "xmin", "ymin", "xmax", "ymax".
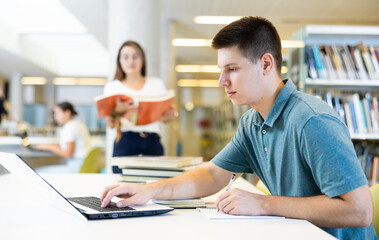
[{"xmin": 218, "ymin": 72, "xmax": 229, "ymax": 87}]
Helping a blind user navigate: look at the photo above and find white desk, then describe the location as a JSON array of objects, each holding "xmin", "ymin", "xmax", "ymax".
[{"xmin": 0, "ymin": 174, "xmax": 336, "ymax": 240}]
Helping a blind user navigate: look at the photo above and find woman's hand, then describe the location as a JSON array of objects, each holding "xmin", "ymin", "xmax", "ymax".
[
  {"xmin": 106, "ymin": 116, "xmax": 116, "ymax": 128},
  {"xmin": 161, "ymin": 104, "xmax": 178, "ymax": 123},
  {"xmin": 114, "ymin": 98, "xmax": 138, "ymax": 114}
]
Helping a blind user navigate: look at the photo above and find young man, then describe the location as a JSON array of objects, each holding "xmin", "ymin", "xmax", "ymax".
[{"xmin": 101, "ymin": 17, "xmax": 377, "ymax": 239}]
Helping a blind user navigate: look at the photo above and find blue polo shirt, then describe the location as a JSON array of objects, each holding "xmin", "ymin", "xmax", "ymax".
[{"xmin": 212, "ymin": 80, "xmax": 377, "ymax": 240}]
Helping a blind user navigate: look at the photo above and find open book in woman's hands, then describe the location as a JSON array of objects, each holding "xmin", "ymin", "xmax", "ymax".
[{"xmin": 95, "ymin": 90, "xmax": 175, "ymax": 125}]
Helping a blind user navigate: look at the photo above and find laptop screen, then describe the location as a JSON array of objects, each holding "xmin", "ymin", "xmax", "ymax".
[{"xmin": 0, "ymin": 152, "xmax": 87, "ymax": 220}]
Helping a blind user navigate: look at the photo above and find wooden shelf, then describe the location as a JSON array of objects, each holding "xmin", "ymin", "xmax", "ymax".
[
  {"xmin": 304, "ymin": 25, "xmax": 379, "ymax": 36},
  {"xmin": 305, "ymin": 79, "xmax": 379, "ymax": 88},
  {"xmin": 351, "ymin": 133, "xmax": 379, "ymax": 141}
]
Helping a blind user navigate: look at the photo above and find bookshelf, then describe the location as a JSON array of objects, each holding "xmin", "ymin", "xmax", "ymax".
[{"xmin": 288, "ymin": 25, "xmax": 379, "ymax": 185}]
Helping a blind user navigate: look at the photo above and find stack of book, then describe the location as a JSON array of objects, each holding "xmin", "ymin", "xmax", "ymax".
[
  {"xmin": 152, "ymin": 199, "xmax": 206, "ymax": 209},
  {"xmin": 112, "ymin": 156, "xmax": 203, "ymax": 184}
]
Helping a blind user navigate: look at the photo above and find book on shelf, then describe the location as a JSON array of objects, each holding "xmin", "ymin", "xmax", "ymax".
[
  {"xmin": 311, "ymin": 45, "xmax": 327, "ymax": 79},
  {"xmin": 95, "ymin": 90, "xmax": 175, "ymax": 125},
  {"xmin": 351, "ymin": 46, "xmax": 369, "ymax": 80},
  {"xmin": 321, "ymin": 92, "xmax": 379, "ymax": 135},
  {"xmin": 355, "ymin": 142, "xmax": 378, "ymax": 186},
  {"xmin": 112, "ymin": 156, "xmax": 203, "ymax": 169},
  {"xmin": 371, "ymin": 156, "xmax": 378, "ymax": 186},
  {"xmin": 339, "ymin": 46, "xmax": 356, "ymax": 79},
  {"xmin": 348, "ymin": 101, "xmax": 359, "ymax": 134},
  {"xmin": 357, "ymin": 43, "xmax": 377, "ymax": 79},
  {"xmin": 369, "ymin": 46, "xmax": 379, "ymax": 78},
  {"xmin": 334, "ymin": 95, "xmax": 345, "ymax": 123},
  {"xmin": 343, "ymin": 102, "xmax": 354, "ymax": 135},
  {"xmin": 306, "ymin": 44, "xmax": 379, "ymax": 81},
  {"xmin": 152, "ymin": 199, "xmax": 206, "ymax": 209},
  {"xmin": 121, "ymin": 164, "xmax": 201, "ymax": 178},
  {"xmin": 330, "ymin": 45, "xmax": 347, "ymax": 79},
  {"xmin": 352, "ymin": 94, "xmax": 368, "ymax": 134},
  {"xmin": 322, "ymin": 46, "xmax": 338, "ymax": 79},
  {"xmin": 305, "ymin": 46, "xmax": 318, "ymax": 79},
  {"xmin": 372, "ymin": 97, "xmax": 379, "ymax": 132}
]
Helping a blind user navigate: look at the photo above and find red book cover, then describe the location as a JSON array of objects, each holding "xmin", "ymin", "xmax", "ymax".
[{"xmin": 95, "ymin": 90, "xmax": 175, "ymax": 125}]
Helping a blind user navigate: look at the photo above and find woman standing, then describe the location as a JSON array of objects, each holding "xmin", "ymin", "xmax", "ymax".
[
  {"xmin": 36, "ymin": 102, "xmax": 91, "ymax": 173},
  {"xmin": 104, "ymin": 40, "xmax": 176, "ymax": 173}
]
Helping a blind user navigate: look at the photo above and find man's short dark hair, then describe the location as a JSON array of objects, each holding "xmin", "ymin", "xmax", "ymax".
[{"xmin": 212, "ymin": 16, "xmax": 282, "ymax": 75}]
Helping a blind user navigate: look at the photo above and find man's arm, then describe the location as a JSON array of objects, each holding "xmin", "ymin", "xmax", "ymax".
[
  {"xmin": 100, "ymin": 162, "xmax": 236, "ymax": 208},
  {"xmin": 216, "ymin": 184, "xmax": 373, "ymax": 228}
]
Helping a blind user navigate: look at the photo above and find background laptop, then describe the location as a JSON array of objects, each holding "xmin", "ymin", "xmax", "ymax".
[{"xmin": 0, "ymin": 152, "xmax": 173, "ymax": 220}]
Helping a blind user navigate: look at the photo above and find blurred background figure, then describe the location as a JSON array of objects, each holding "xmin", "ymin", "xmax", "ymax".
[
  {"xmin": 36, "ymin": 101, "xmax": 91, "ymax": 173},
  {"xmin": 0, "ymin": 86, "xmax": 11, "ymax": 124},
  {"xmin": 104, "ymin": 40, "xmax": 177, "ymax": 173}
]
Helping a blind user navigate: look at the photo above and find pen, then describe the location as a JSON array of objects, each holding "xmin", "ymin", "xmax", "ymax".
[
  {"xmin": 218, "ymin": 173, "xmax": 236, "ymax": 212},
  {"xmin": 226, "ymin": 174, "xmax": 236, "ymax": 191}
]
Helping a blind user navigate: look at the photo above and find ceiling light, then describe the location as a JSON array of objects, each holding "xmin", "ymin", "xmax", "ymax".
[
  {"xmin": 184, "ymin": 102, "xmax": 194, "ymax": 111},
  {"xmin": 173, "ymin": 38, "xmax": 304, "ymax": 49},
  {"xmin": 176, "ymin": 65, "xmax": 219, "ymax": 73},
  {"xmin": 281, "ymin": 66, "xmax": 288, "ymax": 74},
  {"xmin": 53, "ymin": 77, "xmax": 107, "ymax": 85},
  {"xmin": 194, "ymin": 16, "xmax": 242, "ymax": 24},
  {"xmin": 77, "ymin": 78, "xmax": 107, "ymax": 85},
  {"xmin": 281, "ymin": 40, "xmax": 305, "ymax": 48},
  {"xmin": 178, "ymin": 79, "xmax": 219, "ymax": 88},
  {"xmin": 53, "ymin": 77, "xmax": 77, "ymax": 85},
  {"xmin": 172, "ymin": 38, "xmax": 212, "ymax": 47},
  {"xmin": 21, "ymin": 77, "xmax": 47, "ymax": 85}
]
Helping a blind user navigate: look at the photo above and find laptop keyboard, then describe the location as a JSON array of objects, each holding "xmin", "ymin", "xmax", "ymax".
[{"xmin": 67, "ymin": 196, "xmax": 134, "ymax": 212}]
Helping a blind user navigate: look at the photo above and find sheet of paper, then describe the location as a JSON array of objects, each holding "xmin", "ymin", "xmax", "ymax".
[{"xmin": 198, "ymin": 208, "xmax": 284, "ymax": 220}]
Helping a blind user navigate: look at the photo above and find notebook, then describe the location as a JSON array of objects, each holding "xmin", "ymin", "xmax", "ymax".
[
  {"xmin": 198, "ymin": 208, "xmax": 285, "ymax": 220},
  {"xmin": 0, "ymin": 152, "xmax": 173, "ymax": 220}
]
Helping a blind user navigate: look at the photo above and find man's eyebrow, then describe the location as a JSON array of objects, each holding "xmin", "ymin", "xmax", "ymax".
[{"xmin": 219, "ymin": 63, "xmax": 238, "ymax": 68}]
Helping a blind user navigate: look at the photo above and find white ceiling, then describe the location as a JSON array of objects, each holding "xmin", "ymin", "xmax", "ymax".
[
  {"xmin": 0, "ymin": 0, "xmax": 109, "ymax": 79},
  {"xmin": 1, "ymin": 0, "xmax": 379, "ymax": 80}
]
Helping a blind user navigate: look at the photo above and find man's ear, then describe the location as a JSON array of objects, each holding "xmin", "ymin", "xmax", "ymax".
[{"xmin": 260, "ymin": 53, "xmax": 275, "ymax": 75}]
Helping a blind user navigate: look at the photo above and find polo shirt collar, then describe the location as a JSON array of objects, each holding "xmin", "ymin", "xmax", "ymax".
[{"xmin": 252, "ymin": 79, "xmax": 296, "ymax": 127}]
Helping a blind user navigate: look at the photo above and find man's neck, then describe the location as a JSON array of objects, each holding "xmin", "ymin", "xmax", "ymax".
[{"xmin": 251, "ymin": 77, "xmax": 285, "ymax": 120}]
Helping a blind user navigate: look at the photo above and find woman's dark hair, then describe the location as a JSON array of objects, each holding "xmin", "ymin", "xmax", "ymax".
[
  {"xmin": 114, "ymin": 40, "xmax": 147, "ymax": 80},
  {"xmin": 57, "ymin": 102, "xmax": 77, "ymax": 117},
  {"xmin": 212, "ymin": 16, "xmax": 282, "ymax": 76}
]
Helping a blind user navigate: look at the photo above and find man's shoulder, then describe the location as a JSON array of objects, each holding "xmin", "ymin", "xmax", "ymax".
[{"xmin": 287, "ymin": 91, "xmax": 340, "ymax": 123}]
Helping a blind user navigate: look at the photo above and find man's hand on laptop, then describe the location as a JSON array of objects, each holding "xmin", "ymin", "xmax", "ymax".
[{"xmin": 100, "ymin": 183, "xmax": 156, "ymax": 208}]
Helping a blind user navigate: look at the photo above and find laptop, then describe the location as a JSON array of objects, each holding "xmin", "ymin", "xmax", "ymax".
[{"xmin": 0, "ymin": 152, "xmax": 173, "ymax": 220}]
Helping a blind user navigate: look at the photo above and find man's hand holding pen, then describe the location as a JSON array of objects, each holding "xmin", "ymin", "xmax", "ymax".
[{"xmin": 215, "ymin": 174, "xmax": 267, "ymax": 216}]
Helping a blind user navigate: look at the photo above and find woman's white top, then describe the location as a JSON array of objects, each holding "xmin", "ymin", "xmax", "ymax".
[
  {"xmin": 103, "ymin": 77, "xmax": 167, "ymax": 133},
  {"xmin": 36, "ymin": 119, "xmax": 91, "ymax": 174},
  {"xmin": 58, "ymin": 119, "xmax": 92, "ymax": 172}
]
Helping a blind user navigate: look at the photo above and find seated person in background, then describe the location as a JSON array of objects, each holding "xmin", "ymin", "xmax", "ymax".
[
  {"xmin": 36, "ymin": 102, "xmax": 91, "ymax": 173},
  {"xmin": 0, "ymin": 86, "xmax": 11, "ymax": 124},
  {"xmin": 100, "ymin": 17, "xmax": 376, "ymax": 240}
]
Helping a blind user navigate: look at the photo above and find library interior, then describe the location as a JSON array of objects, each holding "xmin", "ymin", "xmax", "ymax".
[{"xmin": 1, "ymin": 0, "xmax": 379, "ymax": 239}]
